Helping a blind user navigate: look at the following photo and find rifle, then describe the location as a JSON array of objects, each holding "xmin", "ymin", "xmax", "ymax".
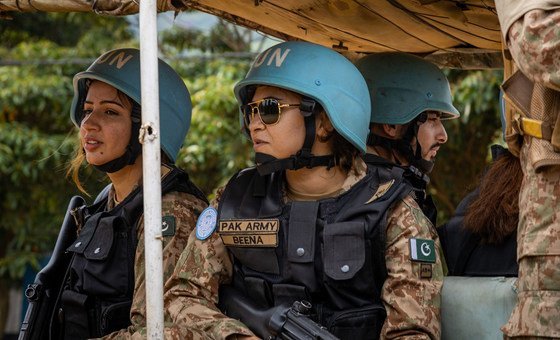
[
  {"xmin": 218, "ymin": 285, "xmax": 339, "ymax": 340},
  {"xmin": 19, "ymin": 195, "xmax": 86, "ymax": 340}
]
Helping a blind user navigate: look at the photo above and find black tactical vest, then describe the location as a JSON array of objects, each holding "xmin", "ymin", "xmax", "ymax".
[
  {"xmin": 363, "ymin": 153, "xmax": 438, "ymax": 225},
  {"xmin": 59, "ymin": 167, "xmax": 206, "ymax": 339},
  {"xmin": 218, "ymin": 165, "xmax": 412, "ymax": 339}
]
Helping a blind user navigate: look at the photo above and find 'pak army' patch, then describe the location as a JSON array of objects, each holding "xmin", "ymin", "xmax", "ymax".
[
  {"xmin": 196, "ymin": 207, "xmax": 217, "ymax": 240},
  {"xmin": 409, "ymin": 238, "xmax": 436, "ymax": 263},
  {"xmin": 162, "ymin": 216, "xmax": 176, "ymax": 237},
  {"xmin": 219, "ymin": 219, "xmax": 279, "ymax": 247}
]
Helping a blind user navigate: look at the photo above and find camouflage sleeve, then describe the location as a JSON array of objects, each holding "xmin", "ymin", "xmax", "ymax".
[
  {"xmin": 381, "ymin": 195, "xmax": 444, "ymax": 340},
  {"xmin": 100, "ymin": 191, "xmax": 208, "ymax": 339},
  {"xmin": 506, "ymin": 7, "xmax": 560, "ymax": 91},
  {"xmin": 162, "ymin": 186, "xmax": 255, "ymax": 339}
]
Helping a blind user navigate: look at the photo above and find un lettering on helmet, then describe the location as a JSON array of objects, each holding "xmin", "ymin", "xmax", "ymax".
[
  {"xmin": 252, "ymin": 48, "xmax": 291, "ymax": 68},
  {"xmin": 95, "ymin": 50, "xmax": 134, "ymax": 70}
]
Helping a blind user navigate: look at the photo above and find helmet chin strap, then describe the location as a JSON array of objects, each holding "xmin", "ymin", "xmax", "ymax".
[
  {"xmin": 93, "ymin": 104, "xmax": 142, "ymax": 174},
  {"xmin": 254, "ymin": 98, "xmax": 336, "ymax": 176},
  {"xmin": 367, "ymin": 113, "xmax": 433, "ymax": 184}
]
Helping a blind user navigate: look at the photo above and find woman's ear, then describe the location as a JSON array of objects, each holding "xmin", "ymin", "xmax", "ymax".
[{"xmin": 316, "ymin": 111, "xmax": 334, "ymax": 140}]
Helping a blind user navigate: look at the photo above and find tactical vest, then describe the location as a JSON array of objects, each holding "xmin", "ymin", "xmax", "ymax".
[
  {"xmin": 218, "ymin": 165, "xmax": 412, "ymax": 339},
  {"xmin": 59, "ymin": 167, "xmax": 206, "ymax": 339},
  {"xmin": 363, "ymin": 153, "xmax": 438, "ymax": 226},
  {"xmin": 502, "ymin": 70, "xmax": 560, "ymax": 169}
]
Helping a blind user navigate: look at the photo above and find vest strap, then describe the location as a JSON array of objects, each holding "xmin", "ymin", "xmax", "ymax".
[
  {"xmin": 61, "ymin": 289, "xmax": 90, "ymax": 339},
  {"xmin": 272, "ymin": 283, "xmax": 307, "ymax": 307},
  {"xmin": 513, "ymin": 116, "xmax": 553, "ymax": 141},
  {"xmin": 244, "ymin": 276, "xmax": 271, "ymax": 308},
  {"xmin": 287, "ymin": 201, "xmax": 319, "ymax": 263}
]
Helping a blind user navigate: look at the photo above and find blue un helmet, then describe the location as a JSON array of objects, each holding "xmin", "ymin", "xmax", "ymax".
[
  {"xmin": 71, "ymin": 48, "xmax": 192, "ymax": 172},
  {"xmin": 234, "ymin": 41, "xmax": 371, "ymax": 175},
  {"xmin": 356, "ymin": 52, "xmax": 459, "ymax": 174}
]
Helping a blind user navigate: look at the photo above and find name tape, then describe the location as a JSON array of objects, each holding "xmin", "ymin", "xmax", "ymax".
[{"xmin": 219, "ymin": 219, "xmax": 279, "ymax": 247}]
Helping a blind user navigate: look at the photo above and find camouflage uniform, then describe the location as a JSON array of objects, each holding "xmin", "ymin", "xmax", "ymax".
[
  {"xmin": 382, "ymin": 195, "xmax": 444, "ymax": 339},
  {"xmin": 101, "ymin": 188, "xmax": 208, "ymax": 339},
  {"xmin": 495, "ymin": 1, "xmax": 560, "ymax": 338},
  {"xmin": 163, "ymin": 186, "xmax": 255, "ymax": 339},
  {"xmin": 164, "ymin": 162, "xmax": 443, "ymax": 339}
]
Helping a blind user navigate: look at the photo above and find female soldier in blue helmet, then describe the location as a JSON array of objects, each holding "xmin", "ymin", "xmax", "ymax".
[
  {"xmin": 58, "ymin": 48, "xmax": 207, "ymax": 338},
  {"xmin": 164, "ymin": 42, "xmax": 443, "ymax": 339}
]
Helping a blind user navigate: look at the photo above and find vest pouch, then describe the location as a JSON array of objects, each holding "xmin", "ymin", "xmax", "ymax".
[
  {"xmin": 325, "ymin": 303, "xmax": 386, "ymax": 340},
  {"xmin": 67, "ymin": 212, "xmax": 104, "ymax": 255},
  {"xmin": 323, "ymin": 222, "xmax": 365, "ymax": 280},
  {"xmin": 228, "ymin": 247, "xmax": 281, "ymax": 275},
  {"xmin": 82, "ymin": 215, "xmax": 130, "ymax": 296},
  {"xmin": 97, "ymin": 300, "xmax": 133, "ymax": 336},
  {"xmin": 61, "ymin": 289, "xmax": 92, "ymax": 340}
]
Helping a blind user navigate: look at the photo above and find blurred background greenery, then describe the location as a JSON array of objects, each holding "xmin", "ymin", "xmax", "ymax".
[{"xmin": 0, "ymin": 10, "xmax": 502, "ymax": 335}]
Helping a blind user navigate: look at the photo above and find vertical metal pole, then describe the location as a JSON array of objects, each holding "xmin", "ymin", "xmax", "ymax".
[{"xmin": 139, "ymin": 0, "xmax": 164, "ymax": 338}]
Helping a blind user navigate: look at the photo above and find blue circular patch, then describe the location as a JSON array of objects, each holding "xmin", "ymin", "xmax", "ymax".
[{"xmin": 196, "ymin": 207, "xmax": 218, "ymax": 240}]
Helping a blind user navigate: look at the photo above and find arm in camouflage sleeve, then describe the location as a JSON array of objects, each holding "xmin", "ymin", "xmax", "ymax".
[
  {"xmin": 381, "ymin": 196, "xmax": 444, "ymax": 340},
  {"xmin": 101, "ymin": 191, "xmax": 209, "ymax": 339},
  {"xmin": 497, "ymin": 0, "xmax": 560, "ymax": 91},
  {"xmin": 162, "ymin": 188, "xmax": 256, "ymax": 339}
]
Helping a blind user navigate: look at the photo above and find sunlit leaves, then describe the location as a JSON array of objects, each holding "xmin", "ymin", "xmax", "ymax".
[{"xmin": 175, "ymin": 59, "xmax": 253, "ymax": 196}]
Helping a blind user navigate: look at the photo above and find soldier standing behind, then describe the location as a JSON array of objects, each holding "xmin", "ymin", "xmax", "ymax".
[
  {"xmin": 495, "ymin": 1, "xmax": 560, "ymax": 338},
  {"xmin": 164, "ymin": 42, "xmax": 444, "ymax": 339}
]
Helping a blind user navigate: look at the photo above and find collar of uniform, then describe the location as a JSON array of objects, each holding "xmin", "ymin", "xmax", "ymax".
[{"xmin": 107, "ymin": 164, "xmax": 173, "ymax": 209}]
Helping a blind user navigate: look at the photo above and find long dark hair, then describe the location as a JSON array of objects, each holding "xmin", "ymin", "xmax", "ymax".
[{"xmin": 463, "ymin": 148, "xmax": 522, "ymax": 244}]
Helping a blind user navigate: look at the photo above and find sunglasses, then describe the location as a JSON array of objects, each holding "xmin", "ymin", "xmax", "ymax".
[{"xmin": 241, "ymin": 98, "xmax": 300, "ymax": 127}]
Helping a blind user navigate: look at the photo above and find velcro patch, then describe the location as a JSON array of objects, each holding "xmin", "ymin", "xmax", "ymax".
[
  {"xmin": 219, "ymin": 219, "xmax": 279, "ymax": 247},
  {"xmin": 420, "ymin": 263, "xmax": 433, "ymax": 279},
  {"xmin": 162, "ymin": 216, "xmax": 176, "ymax": 237},
  {"xmin": 409, "ymin": 238, "xmax": 436, "ymax": 263}
]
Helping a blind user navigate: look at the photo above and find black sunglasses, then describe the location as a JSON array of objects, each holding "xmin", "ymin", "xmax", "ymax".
[{"xmin": 241, "ymin": 98, "xmax": 300, "ymax": 127}]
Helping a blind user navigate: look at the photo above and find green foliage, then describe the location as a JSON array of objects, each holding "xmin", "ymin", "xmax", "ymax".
[
  {"xmin": 0, "ymin": 12, "xmax": 132, "ymax": 48},
  {"xmin": 430, "ymin": 69, "xmax": 504, "ymax": 224},
  {"xmin": 0, "ymin": 122, "xmax": 72, "ymax": 278},
  {"xmin": 160, "ymin": 18, "xmax": 252, "ymax": 54},
  {"xmin": 159, "ymin": 18, "xmax": 256, "ymax": 197},
  {"xmin": 174, "ymin": 59, "xmax": 253, "ymax": 196}
]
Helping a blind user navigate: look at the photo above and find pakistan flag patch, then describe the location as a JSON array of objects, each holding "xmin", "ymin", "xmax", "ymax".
[
  {"xmin": 162, "ymin": 216, "xmax": 176, "ymax": 237},
  {"xmin": 409, "ymin": 238, "xmax": 436, "ymax": 263}
]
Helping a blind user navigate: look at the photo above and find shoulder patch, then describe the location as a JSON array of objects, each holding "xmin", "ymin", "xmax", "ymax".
[
  {"xmin": 162, "ymin": 216, "xmax": 176, "ymax": 237},
  {"xmin": 409, "ymin": 238, "xmax": 436, "ymax": 263},
  {"xmin": 365, "ymin": 179, "xmax": 394, "ymax": 204},
  {"xmin": 196, "ymin": 207, "xmax": 218, "ymax": 240}
]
